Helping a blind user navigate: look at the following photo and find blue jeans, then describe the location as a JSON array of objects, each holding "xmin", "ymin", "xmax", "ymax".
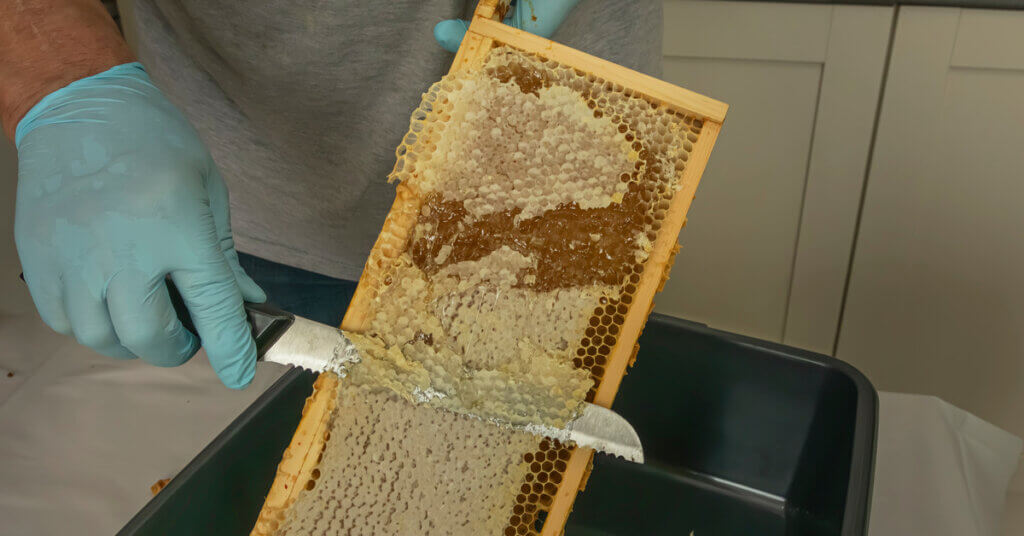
[{"xmin": 237, "ymin": 252, "xmax": 357, "ymax": 326}]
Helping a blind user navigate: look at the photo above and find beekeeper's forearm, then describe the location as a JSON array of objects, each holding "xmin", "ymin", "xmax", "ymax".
[{"xmin": 0, "ymin": 0, "xmax": 134, "ymax": 140}]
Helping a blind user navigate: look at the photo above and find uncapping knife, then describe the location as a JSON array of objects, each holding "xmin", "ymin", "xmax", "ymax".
[{"xmin": 166, "ymin": 284, "xmax": 644, "ymax": 463}]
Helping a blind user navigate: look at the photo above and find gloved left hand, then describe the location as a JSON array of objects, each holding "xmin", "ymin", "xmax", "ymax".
[{"xmin": 434, "ymin": 0, "xmax": 581, "ymax": 52}]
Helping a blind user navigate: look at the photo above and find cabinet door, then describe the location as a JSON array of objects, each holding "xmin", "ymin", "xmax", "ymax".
[
  {"xmin": 658, "ymin": 1, "xmax": 892, "ymax": 351},
  {"xmin": 837, "ymin": 7, "xmax": 1024, "ymax": 438}
]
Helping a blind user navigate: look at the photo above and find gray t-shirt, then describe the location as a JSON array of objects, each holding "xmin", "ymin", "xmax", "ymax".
[{"xmin": 131, "ymin": 1, "xmax": 663, "ymax": 280}]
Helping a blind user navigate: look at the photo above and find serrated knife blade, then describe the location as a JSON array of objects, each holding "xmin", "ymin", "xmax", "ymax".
[
  {"xmin": 258, "ymin": 315, "xmax": 362, "ymax": 377},
  {"xmin": 166, "ymin": 284, "xmax": 644, "ymax": 464}
]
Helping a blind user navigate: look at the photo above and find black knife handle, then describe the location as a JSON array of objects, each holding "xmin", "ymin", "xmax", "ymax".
[{"xmin": 165, "ymin": 277, "xmax": 294, "ymax": 359}]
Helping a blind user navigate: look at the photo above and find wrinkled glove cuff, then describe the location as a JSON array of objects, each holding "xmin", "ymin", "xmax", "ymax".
[{"xmin": 15, "ymin": 62, "xmax": 150, "ymax": 148}]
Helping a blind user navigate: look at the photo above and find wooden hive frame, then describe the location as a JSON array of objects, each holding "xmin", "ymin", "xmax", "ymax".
[{"xmin": 250, "ymin": 2, "xmax": 726, "ymax": 535}]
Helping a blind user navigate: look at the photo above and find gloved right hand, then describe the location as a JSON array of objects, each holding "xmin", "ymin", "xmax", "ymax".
[
  {"xmin": 14, "ymin": 63, "xmax": 265, "ymax": 389},
  {"xmin": 433, "ymin": 0, "xmax": 582, "ymax": 52}
]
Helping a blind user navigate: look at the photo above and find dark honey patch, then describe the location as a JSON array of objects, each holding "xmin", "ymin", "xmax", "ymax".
[
  {"xmin": 410, "ymin": 331, "xmax": 434, "ymax": 346},
  {"xmin": 490, "ymin": 62, "xmax": 553, "ymax": 97},
  {"xmin": 495, "ymin": 1, "xmax": 511, "ymax": 20},
  {"xmin": 408, "ymin": 185, "xmax": 647, "ymax": 293}
]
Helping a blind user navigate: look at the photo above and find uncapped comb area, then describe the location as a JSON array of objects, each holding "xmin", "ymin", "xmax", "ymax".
[
  {"xmin": 341, "ymin": 329, "xmax": 592, "ymax": 427},
  {"xmin": 257, "ymin": 45, "xmax": 708, "ymax": 536}
]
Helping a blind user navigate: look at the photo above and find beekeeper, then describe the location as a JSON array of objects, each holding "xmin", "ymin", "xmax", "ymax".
[{"xmin": 1, "ymin": 0, "xmax": 662, "ymax": 388}]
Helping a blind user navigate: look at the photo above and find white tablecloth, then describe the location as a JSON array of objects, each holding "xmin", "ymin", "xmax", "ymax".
[
  {"xmin": 869, "ymin": 393, "xmax": 1022, "ymax": 536},
  {"xmin": 0, "ymin": 311, "xmax": 1020, "ymax": 535},
  {"xmin": 0, "ymin": 312, "xmax": 286, "ymax": 535}
]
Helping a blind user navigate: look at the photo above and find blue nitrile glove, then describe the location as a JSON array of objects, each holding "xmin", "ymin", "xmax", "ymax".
[
  {"xmin": 434, "ymin": 0, "xmax": 581, "ymax": 52},
  {"xmin": 14, "ymin": 63, "xmax": 265, "ymax": 389}
]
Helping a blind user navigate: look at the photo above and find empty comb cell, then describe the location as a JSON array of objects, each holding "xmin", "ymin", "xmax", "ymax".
[{"xmin": 253, "ymin": 10, "xmax": 725, "ymax": 536}]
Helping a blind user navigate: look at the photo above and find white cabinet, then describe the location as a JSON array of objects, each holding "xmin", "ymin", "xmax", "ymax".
[
  {"xmin": 660, "ymin": 3, "xmax": 1024, "ymax": 440},
  {"xmin": 658, "ymin": 1, "xmax": 892, "ymax": 351},
  {"xmin": 836, "ymin": 7, "xmax": 1024, "ymax": 439}
]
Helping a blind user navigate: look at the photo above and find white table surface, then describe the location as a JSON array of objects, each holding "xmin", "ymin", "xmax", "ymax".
[
  {"xmin": 0, "ymin": 312, "xmax": 286, "ymax": 535},
  {"xmin": 0, "ymin": 310, "xmax": 1020, "ymax": 535}
]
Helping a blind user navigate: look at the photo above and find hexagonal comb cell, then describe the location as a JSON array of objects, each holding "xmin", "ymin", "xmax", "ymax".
[{"xmin": 257, "ymin": 43, "xmax": 707, "ymax": 536}]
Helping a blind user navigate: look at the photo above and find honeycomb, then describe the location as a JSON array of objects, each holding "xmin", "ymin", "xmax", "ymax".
[
  {"xmin": 271, "ymin": 386, "xmax": 540, "ymax": 535},
  {"xmin": 343, "ymin": 327, "xmax": 592, "ymax": 427},
  {"xmin": 385, "ymin": 46, "xmax": 701, "ymax": 401},
  {"xmin": 256, "ymin": 44, "xmax": 706, "ymax": 536}
]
